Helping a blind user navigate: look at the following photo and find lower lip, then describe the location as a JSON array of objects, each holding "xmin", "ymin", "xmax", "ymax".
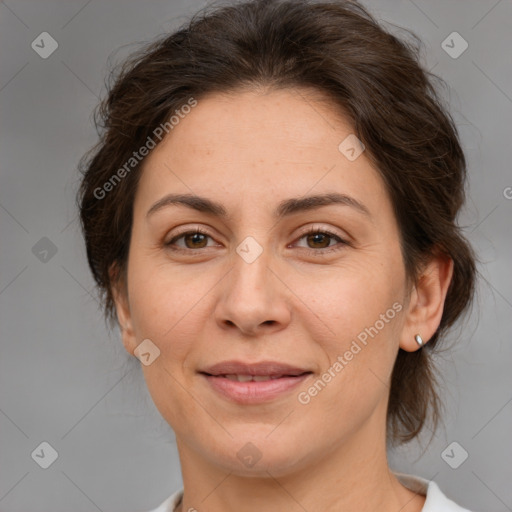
[{"xmin": 202, "ymin": 373, "xmax": 311, "ymax": 404}]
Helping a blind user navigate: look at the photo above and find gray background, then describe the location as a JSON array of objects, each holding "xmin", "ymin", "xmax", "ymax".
[{"xmin": 0, "ymin": 0, "xmax": 511, "ymax": 510}]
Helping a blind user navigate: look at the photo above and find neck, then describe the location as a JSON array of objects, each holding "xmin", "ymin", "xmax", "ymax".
[{"xmin": 174, "ymin": 416, "xmax": 425, "ymax": 512}]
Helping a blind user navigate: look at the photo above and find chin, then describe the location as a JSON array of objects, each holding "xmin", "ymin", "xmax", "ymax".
[{"xmin": 196, "ymin": 426, "xmax": 320, "ymax": 478}]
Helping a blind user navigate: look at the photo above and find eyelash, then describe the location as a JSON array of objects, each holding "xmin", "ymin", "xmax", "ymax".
[{"xmin": 165, "ymin": 226, "xmax": 348, "ymax": 256}]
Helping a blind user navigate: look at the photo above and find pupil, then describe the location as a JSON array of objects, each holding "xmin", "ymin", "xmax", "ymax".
[
  {"xmin": 187, "ymin": 233, "xmax": 206, "ymax": 248},
  {"xmin": 310, "ymin": 233, "xmax": 329, "ymax": 248}
]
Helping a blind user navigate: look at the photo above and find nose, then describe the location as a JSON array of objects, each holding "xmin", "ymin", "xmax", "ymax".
[{"xmin": 214, "ymin": 242, "xmax": 292, "ymax": 337}]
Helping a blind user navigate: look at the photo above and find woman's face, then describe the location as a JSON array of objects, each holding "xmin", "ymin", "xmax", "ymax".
[{"xmin": 115, "ymin": 88, "xmax": 414, "ymax": 476}]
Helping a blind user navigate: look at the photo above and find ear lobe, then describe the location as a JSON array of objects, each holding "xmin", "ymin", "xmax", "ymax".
[
  {"xmin": 110, "ymin": 263, "xmax": 137, "ymax": 355},
  {"xmin": 399, "ymin": 252, "xmax": 454, "ymax": 352}
]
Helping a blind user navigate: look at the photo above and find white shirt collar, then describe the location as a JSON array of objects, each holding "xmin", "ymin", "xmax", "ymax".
[
  {"xmin": 394, "ymin": 472, "xmax": 472, "ymax": 512},
  {"xmin": 146, "ymin": 472, "xmax": 473, "ymax": 512}
]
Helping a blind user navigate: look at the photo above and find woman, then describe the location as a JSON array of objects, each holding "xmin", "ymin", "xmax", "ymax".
[{"xmin": 78, "ymin": 1, "xmax": 477, "ymax": 510}]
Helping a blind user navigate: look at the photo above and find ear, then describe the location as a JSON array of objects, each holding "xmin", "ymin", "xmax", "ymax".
[
  {"xmin": 399, "ymin": 251, "xmax": 454, "ymax": 352},
  {"xmin": 110, "ymin": 263, "xmax": 138, "ymax": 356}
]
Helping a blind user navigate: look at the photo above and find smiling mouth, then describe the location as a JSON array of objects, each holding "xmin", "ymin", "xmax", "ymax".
[
  {"xmin": 205, "ymin": 373, "xmax": 311, "ymax": 382},
  {"xmin": 200, "ymin": 371, "xmax": 313, "ymax": 404}
]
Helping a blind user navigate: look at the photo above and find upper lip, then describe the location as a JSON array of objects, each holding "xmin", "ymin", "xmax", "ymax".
[{"xmin": 200, "ymin": 360, "xmax": 312, "ymax": 377}]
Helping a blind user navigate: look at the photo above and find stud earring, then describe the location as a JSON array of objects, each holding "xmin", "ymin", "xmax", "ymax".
[{"xmin": 414, "ymin": 334, "xmax": 424, "ymax": 347}]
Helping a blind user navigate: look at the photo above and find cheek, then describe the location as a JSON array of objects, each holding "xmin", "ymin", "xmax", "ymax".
[
  {"xmin": 295, "ymin": 259, "xmax": 403, "ymax": 344},
  {"xmin": 127, "ymin": 257, "xmax": 207, "ymax": 359},
  {"xmin": 293, "ymin": 261, "xmax": 404, "ymax": 403},
  {"xmin": 127, "ymin": 260, "xmax": 207, "ymax": 426}
]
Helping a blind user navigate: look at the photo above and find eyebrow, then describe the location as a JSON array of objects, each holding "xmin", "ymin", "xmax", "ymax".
[{"xmin": 146, "ymin": 192, "xmax": 371, "ymax": 220}]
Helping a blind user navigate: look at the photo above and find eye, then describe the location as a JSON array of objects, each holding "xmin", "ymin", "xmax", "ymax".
[
  {"xmin": 165, "ymin": 228, "xmax": 218, "ymax": 252},
  {"xmin": 164, "ymin": 226, "xmax": 349, "ymax": 255},
  {"xmin": 292, "ymin": 227, "xmax": 348, "ymax": 255}
]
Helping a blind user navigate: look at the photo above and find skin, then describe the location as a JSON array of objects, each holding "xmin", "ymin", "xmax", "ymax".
[{"xmin": 112, "ymin": 87, "xmax": 453, "ymax": 512}]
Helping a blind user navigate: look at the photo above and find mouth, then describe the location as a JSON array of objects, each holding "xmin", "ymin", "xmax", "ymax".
[
  {"xmin": 211, "ymin": 373, "xmax": 304, "ymax": 382},
  {"xmin": 199, "ymin": 360, "xmax": 313, "ymax": 404}
]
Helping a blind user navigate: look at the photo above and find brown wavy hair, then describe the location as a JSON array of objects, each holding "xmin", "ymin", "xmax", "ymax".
[{"xmin": 77, "ymin": 0, "xmax": 477, "ymax": 445}]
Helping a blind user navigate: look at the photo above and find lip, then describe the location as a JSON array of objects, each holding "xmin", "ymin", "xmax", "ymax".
[
  {"xmin": 199, "ymin": 360, "xmax": 313, "ymax": 405},
  {"xmin": 201, "ymin": 360, "xmax": 311, "ymax": 377}
]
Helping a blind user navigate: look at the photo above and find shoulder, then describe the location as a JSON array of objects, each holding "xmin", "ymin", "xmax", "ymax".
[
  {"xmin": 141, "ymin": 489, "xmax": 183, "ymax": 512},
  {"xmin": 394, "ymin": 472, "xmax": 474, "ymax": 512}
]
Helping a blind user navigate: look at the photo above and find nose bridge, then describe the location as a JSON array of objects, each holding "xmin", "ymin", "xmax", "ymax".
[
  {"xmin": 228, "ymin": 207, "xmax": 275, "ymax": 286},
  {"xmin": 230, "ymin": 234, "xmax": 274, "ymax": 301},
  {"xmin": 214, "ymin": 232, "xmax": 290, "ymax": 334}
]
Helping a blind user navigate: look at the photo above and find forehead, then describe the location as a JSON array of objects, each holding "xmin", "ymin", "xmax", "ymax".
[
  {"xmin": 164, "ymin": 87, "xmax": 352, "ymax": 156},
  {"xmin": 134, "ymin": 87, "xmax": 391, "ymax": 221}
]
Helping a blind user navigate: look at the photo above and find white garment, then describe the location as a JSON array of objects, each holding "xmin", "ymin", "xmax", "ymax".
[{"xmin": 144, "ymin": 472, "xmax": 473, "ymax": 512}]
